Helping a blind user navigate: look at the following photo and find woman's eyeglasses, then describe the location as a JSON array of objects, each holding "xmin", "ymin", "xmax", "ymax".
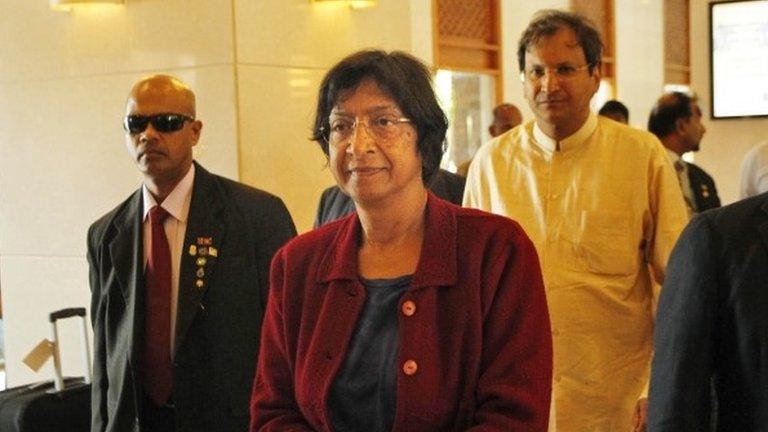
[{"xmin": 321, "ymin": 114, "xmax": 412, "ymax": 145}]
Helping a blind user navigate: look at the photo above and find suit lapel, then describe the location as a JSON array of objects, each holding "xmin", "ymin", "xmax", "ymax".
[
  {"xmin": 174, "ymin": 164, "xmax": 226, "ymax": 353},
  {"xmin": 108, "ymin": 189, "xmax": 144, "ymax": 369}
]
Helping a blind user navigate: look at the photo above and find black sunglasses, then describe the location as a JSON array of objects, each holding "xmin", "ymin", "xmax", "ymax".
[{"xmin": 123, "ymin": 113, "xmax": 194, "ymax": 134}]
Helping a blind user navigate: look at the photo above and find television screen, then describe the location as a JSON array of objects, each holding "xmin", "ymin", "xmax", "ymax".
[{"xmin": 710, "ymin": 0, "xmax": 768, "ymax": 118}]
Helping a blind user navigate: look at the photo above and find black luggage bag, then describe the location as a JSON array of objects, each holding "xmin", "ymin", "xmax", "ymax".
[{"xmin": 0, "ymin": 308, "xmax": 92, "ymax": 432}]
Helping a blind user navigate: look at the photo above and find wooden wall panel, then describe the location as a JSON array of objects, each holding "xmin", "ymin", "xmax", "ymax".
[
  {"xmin": 434, "ymin": 0, "xmax": 502, "ymax": 101},
  {"xmin": 664, "ymin": 0, "xmax": 690, "ymax": 84}
]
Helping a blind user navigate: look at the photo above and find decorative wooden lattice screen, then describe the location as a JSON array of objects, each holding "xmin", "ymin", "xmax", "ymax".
[{"xmin": 434, "ymin": 0, "xmax": 502, "ymax": 101}]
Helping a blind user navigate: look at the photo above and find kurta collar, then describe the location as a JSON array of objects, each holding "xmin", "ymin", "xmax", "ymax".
[
  {"xmin": 142, "ymin": 164, "xmax": 195, "ymax": 223},
  {"xmin": 532, "ymin": 112, "xmax": 598, "ymax": 153},
  {"xmin": 316, "ymin": 192, "xmax": 458, "ymax": 288}
]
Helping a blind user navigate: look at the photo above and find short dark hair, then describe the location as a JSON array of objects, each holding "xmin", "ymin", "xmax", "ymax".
[
  {"xmin": 598, "ymin": 100, "xmax": 629, "ymax": 121},
  {"xmin": 517, "ymin": 10, "xmax": 603, "ymax": 74},
  {"xmin": 311, "ymin": 50, "xmax": 448, "ymax": 184},
  {"xmin": 647, "ymin": 92, "xmax": 695, "ymax": 138}
]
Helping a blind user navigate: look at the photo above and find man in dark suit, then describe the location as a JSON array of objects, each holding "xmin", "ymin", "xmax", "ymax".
[
  {"xmin": 648, "ymin": 192, "xmax": 768, "ymax": 431},
  {"xmin": 648, "ymin": 92, "xmax": 721, "ymax": 214},
  {"xmin": 88, "ymin": 75, "xmax": 296, "ymax": 432},
  {"xmin": 314, "ymin": 168, "xmax": 465, "ymax": 227}
]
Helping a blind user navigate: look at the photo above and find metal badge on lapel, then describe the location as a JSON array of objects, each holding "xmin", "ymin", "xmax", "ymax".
[
  {"xmin": 701, "ymin": 184, "xmax": 710, "ymax": 198},
  {"xmin": 189, "ymin": 236, "xmax": 216, "ymax": 290}
]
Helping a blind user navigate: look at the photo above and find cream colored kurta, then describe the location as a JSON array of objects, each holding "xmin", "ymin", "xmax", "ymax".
[{"xmin": 464, "ymin": 114, "xmax": 688, "ymax": 432}]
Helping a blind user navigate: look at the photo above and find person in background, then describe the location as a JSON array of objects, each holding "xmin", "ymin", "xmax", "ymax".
[
  {"xmin": 251, "ymin": 49, "xmax": 553, "ymax": 431},
  {"xmin": 740, "ymin": 140, "xmax": 768, "ymax": 198},
  {"xmin": 649, "ymin": 192, "xmax": 768, "ymax": 431},
  {"xmin": 489, "ymin": 102, "xmax": 523, "ymax": 137},
  {"xmin": 314, "ymin": 168, "xmax": 465, "ymax": 227},
  {"xmin": 648, "ymin": 91, "xmax": 720, "ymax": 214},
  {"xmin": 456, "ymin": 103, "xmax": 524, "ymax": 177},
  {"xmin": 598, "ymin": 99, "xmax": 629, "ymax": 124},
  {"xmin": 463, "ymin": 10, "xmax": 688, "ymax": 432},
  {"xmin": 88, "ymin": 75, "xmax": 296, "ymax": 432}
]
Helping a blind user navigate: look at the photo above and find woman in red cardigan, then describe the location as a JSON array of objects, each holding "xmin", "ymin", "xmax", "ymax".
[{"xmin": 250, "ymin": 50, "xmax": 552, "ymax": 432}]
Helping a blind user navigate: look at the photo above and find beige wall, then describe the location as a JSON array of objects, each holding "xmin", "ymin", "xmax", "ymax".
[
  {"xmin": 691, "ymin": 0, "xmax": 768, "ymax": 204},
  {"xmin": 615, "ymin": 0, "xmax": 664, "ymax": 130}
]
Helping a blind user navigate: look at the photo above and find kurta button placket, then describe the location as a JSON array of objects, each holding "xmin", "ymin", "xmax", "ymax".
[
  {"xmin": 402, "ymin": 359, "xmax": 418, "ymax": 376},
  {"xmin": 401, "ymin": 300, "xmax": 416, "ymax": 316}
]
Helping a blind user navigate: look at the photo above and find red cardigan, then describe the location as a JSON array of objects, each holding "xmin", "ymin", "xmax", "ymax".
[{"xmin": 250, "ymin": 194, "xmax": 552, "ymax": 431}]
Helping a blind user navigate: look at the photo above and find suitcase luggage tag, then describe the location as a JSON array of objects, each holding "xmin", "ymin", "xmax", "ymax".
[{"xmin": 21, "ymin": 308, "xmax": 92, "ymax": 392}]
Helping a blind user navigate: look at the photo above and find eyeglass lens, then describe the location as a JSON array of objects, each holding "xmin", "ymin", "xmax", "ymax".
[
  {"xmin": 327, "ymin": 115, "xmax": 409, "ymax": 144},
  {"xmin": 124, "ymin": 114, "xmax": 192, "ymax": 134}
]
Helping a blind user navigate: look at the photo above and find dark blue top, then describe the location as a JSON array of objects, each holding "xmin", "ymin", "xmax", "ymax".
[{"xmin": 328, "ymin": 275, "xmax": 412, "ymax": 432}]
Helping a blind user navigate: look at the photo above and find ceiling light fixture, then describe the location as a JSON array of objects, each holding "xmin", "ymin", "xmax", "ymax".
[
  {"xmin": 50, "ymin": 0, "xmax": 125, "ymax": 12},
  {"xmin": 312, "ymin": 0, "xmax": 377, "ymax": 10}
]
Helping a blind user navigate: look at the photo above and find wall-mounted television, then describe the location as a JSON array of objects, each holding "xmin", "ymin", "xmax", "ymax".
[{"xmin": 710, "ymin": 0, "xmax": 768, "ymax": 119}]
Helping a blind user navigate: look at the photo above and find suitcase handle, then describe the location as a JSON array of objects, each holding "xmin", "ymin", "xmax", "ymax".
[
  {"xmin": 49, "ymin": 308, "xmax": 92, "ymax": 392},
  {"xmin": 49, "ymin": 307, "xmax": 86, "ymax": 322}
]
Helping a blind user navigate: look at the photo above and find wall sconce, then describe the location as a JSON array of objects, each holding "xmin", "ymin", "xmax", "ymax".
[
  {"xmin": 50, "ymin": 0, "xmax": 125, "ymax": 12},
  {"xmin": 312, "ymin": 0, "xmax": 377, "ymax": 10}
]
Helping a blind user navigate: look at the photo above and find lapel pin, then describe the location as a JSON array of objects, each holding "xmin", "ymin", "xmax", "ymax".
[
  {"xmin": 188, "ymin": 245, "xmax": 197, "ymax": 256},
  {"xmin": 208, "ymin": 246, "xmax": 218, "ymax": 257},
  {"xmin": 197, "ymin": 237, "xmax": 213, "ymax": 246}
]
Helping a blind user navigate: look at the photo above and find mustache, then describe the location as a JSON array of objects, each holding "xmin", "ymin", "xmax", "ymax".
[
  {"xmin": 536, "ymin": 96, "xmax": 567, "ymax": 103},
  {"xmin": 136, "ymin": 146, "xmax": 166, "ymax": 159}
]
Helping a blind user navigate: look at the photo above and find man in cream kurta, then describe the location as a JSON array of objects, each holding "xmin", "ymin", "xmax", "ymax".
[{"xmin": 464, "ymin": 10, "xmax": 689, "ymax": 432}]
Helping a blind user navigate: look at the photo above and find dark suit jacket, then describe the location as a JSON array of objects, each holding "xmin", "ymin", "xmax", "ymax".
[
  {"xmin": 88, "ymin": 163, "xmax": 296, "ymax": 432},
  {"xmin": 313, "ymin": 169, "xmax": 466, "ymax": 227},
  {"xmin": 649, "ymin": 192, "xmax": 768, "ymax": 431},
  {"xmin": 687, "ymin": 162, "xmax": 721, "ymax": 212}
]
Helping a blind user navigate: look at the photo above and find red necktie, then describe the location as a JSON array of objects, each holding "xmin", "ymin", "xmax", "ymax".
[{"xmin": 144, "ymin": 205, "xmax": 173, "ymax": 406}]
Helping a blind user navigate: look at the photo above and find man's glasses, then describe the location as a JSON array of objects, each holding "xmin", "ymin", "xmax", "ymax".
[
  {"xmin": 520, "ymin": 64, "xmax": 592, "ymax": 83},
  {"xmin": 321, "ymin": 114, "xmax": 412, "ymax": 145},
  {"xmin": 123, "ymin": 113, "xmax": 194, "ymax": 134}
]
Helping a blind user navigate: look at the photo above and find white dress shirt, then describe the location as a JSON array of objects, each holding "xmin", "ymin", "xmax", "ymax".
[
  {"xmin": 741, "ymin": 140, "xmax": 768, "ymax": 198},
  {"xmin": 666, "ymin": 149, "xmax": 695, "ymax": 216}
]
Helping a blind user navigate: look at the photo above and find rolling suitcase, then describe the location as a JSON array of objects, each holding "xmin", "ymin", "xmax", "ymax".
[{"xmin": 0, "ymin": 307, "xmax": 92, "ymax": 432}]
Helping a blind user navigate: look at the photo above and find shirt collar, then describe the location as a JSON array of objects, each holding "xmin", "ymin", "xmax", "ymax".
[
  {"xmin": 142, "ymin": 164, "xmax": 196, "ymax": 222},
  {"xmin": 532, "ymin": 112, "xmax": 598, "ymax": 152},
  {"xmin": 665, "ymin": 149, "xmax": 683, "ymax": 165}
]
